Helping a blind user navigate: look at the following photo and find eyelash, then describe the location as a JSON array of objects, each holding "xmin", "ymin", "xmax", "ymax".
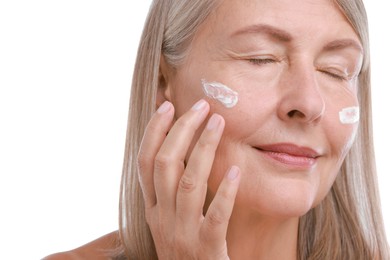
[
  {"xmin": 248, "ymin": 58, "xmax": 349, "ymax": 82},
  {"xmin": 248, "ymin": 58, "xmax": 276, "ymax": 65},
  {"xmin": 319, "ymin": 70, "xmax": 348, "ymax": 81}
]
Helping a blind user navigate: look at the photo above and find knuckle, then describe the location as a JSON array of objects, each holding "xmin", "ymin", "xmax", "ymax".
[
  {"xmin": 178, "ymin": 174, "xmax": 197, "ymax": 193},
  {"xmin": 137, "ymin": 152, "xmax": 151, "ymax": 171},
  {"xmin": 154, "ymin": 153, "xmax": 174, "ymax": 172},
  {"xmin": 218, "ymin": 188, "xmax": 235, "ymax": 201},
  {"xmin": 196, "ymin": 129, "xmax": 220, "ymax": 153},
  {"xmin": 175, "ymin": 118, "xmax": 191, "ymax": 129},
  {"xmin": 174, "ymin": 237, "xmax": 193, "ymax": 257},
  {"xmin": 196, "ymin": 137, "xmax": 215, "ymax": 152},
  {"xmin": 145, "ymin": 119, "xmax": 160, "ymax": 133},
  {"xmin": 199, "ymin": 239, "xmax": 228, "ymax": 260},
  {"xmin": 207, "ymin": 210, "xmax": 228, "ymax": 226}
]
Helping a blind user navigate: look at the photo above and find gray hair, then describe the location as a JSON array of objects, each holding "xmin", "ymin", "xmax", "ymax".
[{"xmin": 116, "ymin": 0, "xmax": 390, "ymax": 259}]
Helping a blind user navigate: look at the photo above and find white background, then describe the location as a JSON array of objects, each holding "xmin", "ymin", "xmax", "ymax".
[{"xmin": 0, "ymin": 1, "xmax": 388, "ymax": 259}]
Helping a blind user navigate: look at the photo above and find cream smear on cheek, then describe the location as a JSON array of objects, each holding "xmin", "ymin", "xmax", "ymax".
[
  {"xmin": 201, "ymin": 79, "xmax": 239, "ymax": 108},
  {"xmin": 339, "ymin": 106, "xmax": 360, "ymax": 124}
]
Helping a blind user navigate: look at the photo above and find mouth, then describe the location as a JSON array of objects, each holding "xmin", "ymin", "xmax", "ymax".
[{"xmin": 254, "ymin": 143, "xmax": 320, "ymax": 169}]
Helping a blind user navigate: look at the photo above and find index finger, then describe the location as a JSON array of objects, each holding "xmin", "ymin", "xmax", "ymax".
[{"xmin": 137, "ymin": 101, "xmax": 175, "ymax": 208}]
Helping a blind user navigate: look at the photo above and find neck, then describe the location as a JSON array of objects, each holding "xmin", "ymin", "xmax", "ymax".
[{"xmin": 226, "ymin": 205, "xmax": 299, "ymax": 260}]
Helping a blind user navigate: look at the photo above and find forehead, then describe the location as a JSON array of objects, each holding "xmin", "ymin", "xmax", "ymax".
[{"xmin": 201, "ymin": 0, "xmax": 360, "ymax": 46}]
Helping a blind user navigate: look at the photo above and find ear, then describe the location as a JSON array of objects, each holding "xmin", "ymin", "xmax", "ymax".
[{"xmin": 156, "ymin": 55, "xmax": 173, "ymax": 108}]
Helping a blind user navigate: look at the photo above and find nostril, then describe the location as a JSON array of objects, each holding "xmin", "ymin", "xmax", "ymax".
[
  {"xmin": 287, "ymin": 110, "xmax": 296, "ymax": 117},
  {"xmin": 288, "ymin": 110, "xmax": 305, "ymax": 118}
]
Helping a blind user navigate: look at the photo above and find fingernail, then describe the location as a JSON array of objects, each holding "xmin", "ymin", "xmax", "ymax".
[
  {"xmin": 206, "ymin": 114, "xmax": 222, "ymax": 130},
  {"xmin": 157, "ymin": 101, "xmax": 171, "ymax": 114},
  {"xmin": 191, "ymin": 99, "xmax": 207, "ymax": 111},
  {"xmin": 227, "ymin": 166, "xmax": 239, "ymax": 181}
]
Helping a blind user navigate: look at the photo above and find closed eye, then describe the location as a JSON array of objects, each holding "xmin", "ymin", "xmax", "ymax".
[
  {"xmin": 248, "ymin": 58, "xmax": 276, "ymax": 66},
  {"xmin": 319, "ymin": 70, "xmax": 348, "ymax": 81}
]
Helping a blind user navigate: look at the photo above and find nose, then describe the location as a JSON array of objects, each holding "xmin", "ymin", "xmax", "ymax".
[{"xmin": 277, "ymin": 65, "xmax": 325, "ymax": 124}]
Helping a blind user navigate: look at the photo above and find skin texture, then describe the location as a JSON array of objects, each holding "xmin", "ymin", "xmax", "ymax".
[
  {"xmin": 46, "ymin": 0, "xmax": 363, "ymax": 259},
  {"xmin": 171, "ymin": 0, "xmax": 361, "ymax": 217},
  {"xmin": 161, "ymin": 0, "xmax": 362, "ymax": 258}
]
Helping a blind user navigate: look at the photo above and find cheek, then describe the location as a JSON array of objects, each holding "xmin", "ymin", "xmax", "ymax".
[
  {"xmin": 171, "ymin": 76, "xmax": 205, "ymax": 115},
  {"xmin": 324, "ymin": 88, "xmax": 359, "ymax": 157},
  {"xmin": 324, "ymin": 114, "xmax": 358, "ymax": 174},
  {"xmin": 205, "ymin": 100, "xmax": 266, "ymax": 195},
  {"xmin": 339, "ymin": 106, "xmax": 360, "ymax": 124},
  {"xmin": 312, "ymin": 98, "xmax": 359, "ymax": 204}
]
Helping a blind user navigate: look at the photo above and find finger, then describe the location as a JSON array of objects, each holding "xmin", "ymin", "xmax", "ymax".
[
  {"xmin": 200, "ymin": 166, "xmax": 241, "ymax": 250},
  {"xmin": 137, "ymin": 101, "xmax": 175, "ymax": 208},
  {"xmin": 154, "ymin": 99, "xmax": 210, "ymax": 211},
  {"xmin": 176, "ymin": 114, "xmax": 225, "ymax": 227}
]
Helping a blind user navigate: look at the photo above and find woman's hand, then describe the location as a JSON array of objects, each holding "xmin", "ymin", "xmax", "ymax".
[{"xmin": 137, "ymin": 99, "xmax": 241, "ymax": 260}]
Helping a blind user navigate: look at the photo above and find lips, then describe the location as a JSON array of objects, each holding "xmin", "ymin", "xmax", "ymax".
[{"xmin": 254, "ymin": 143, "xmax": 320, "ymax": 169}]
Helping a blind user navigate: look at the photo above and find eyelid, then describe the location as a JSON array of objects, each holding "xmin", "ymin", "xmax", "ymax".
[
  {"xmin": 317, "ymin": 67, "xmax": 358, "ymax": 81},
  {"xmin": 320, "ymin": 70, "xmax": 347, "ymax": 81},
  {"xmin": 315, "ymin": 55, "xmax": 363, "ymax": 81},
  {"xmin": 247, "ymin": 55, "xmax": 281, "ymax": 65},
  {"xmin": 249, "ymin": 58, "xmax": 276, "ymax": 65},
  {"xmin": 318, "ymin": 64, "xmax": 345, "ymax": 74}
]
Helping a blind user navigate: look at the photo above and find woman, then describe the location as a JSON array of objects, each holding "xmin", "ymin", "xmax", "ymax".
[{"xmin": 45, "ymin": 0, "xmax": 389, "ymax": 259}]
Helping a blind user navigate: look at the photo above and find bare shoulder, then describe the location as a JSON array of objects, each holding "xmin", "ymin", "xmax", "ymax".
[{"xmin": 42, "ymin": 231, "xmax": 120, "ymax": 260}]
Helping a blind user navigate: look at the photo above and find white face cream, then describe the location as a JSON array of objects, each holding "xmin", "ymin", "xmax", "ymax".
[
  {"xmin": 339, "ymin": 106, "xmax": 360, "ymax": 124},
  {"xmin": 201, "ymin": 79, "xmax": 239, "ymax": 108}
]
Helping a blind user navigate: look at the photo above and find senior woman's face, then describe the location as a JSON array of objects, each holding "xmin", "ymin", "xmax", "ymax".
[{"xmin": 167, "ymin": 0, "xmax": 363, "ymax": 217}]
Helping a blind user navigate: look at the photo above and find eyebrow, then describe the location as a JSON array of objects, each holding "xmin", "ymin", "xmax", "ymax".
[
  {"xmin": 231, "ymin": 23, "xmax": 363, "ymax": 53},
  {"xmin": 231, "ymin": 24, "xmax": 293, "ymax": 42},
  {"xmin": 322, "ymin": 39, "xmax": 363, "ymax": 54}
]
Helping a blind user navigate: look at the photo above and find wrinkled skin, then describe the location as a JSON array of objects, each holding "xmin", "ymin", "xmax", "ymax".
[{"xmin": 139, "ymin": 0, "xmax": 362, "ymax": 259}]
